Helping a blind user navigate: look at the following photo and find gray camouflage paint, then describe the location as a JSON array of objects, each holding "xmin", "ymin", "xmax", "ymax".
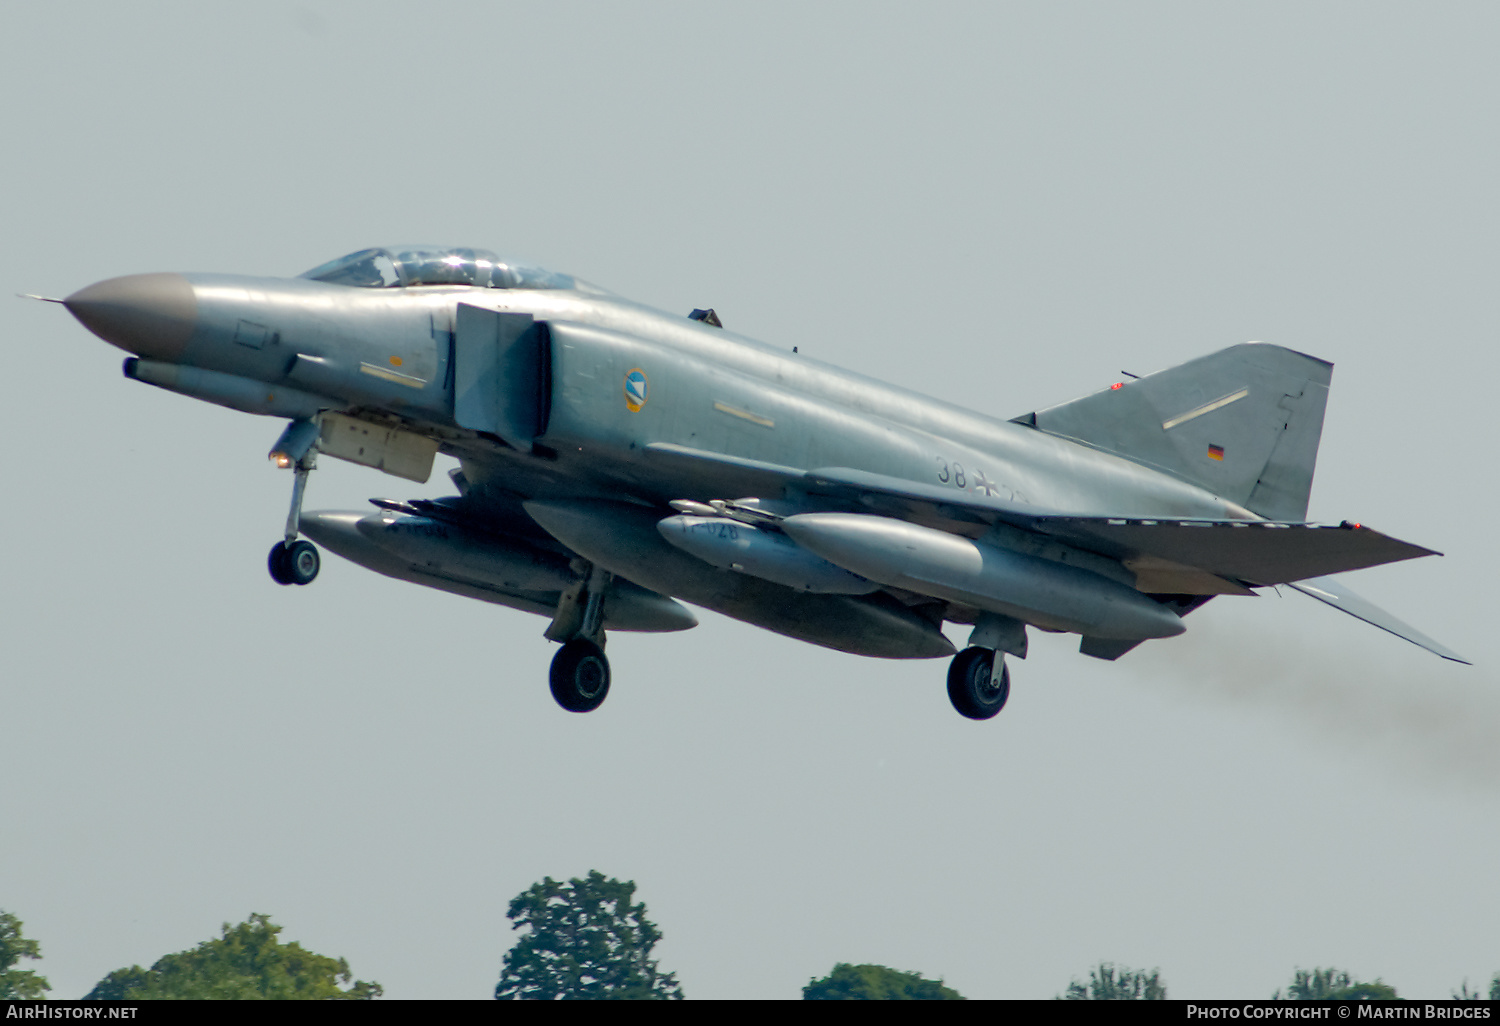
[{"xmin": 58, "ymin": 252, "xmax": 1460, "ymax": 665}]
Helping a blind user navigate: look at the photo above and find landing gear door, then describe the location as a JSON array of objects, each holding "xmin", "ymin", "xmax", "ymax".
[{"xmin": 453, "ymin": 304, "xmax": 549, "ymax": 450}]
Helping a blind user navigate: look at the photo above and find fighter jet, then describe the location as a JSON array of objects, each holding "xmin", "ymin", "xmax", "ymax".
[{"xmin": 46, "ymin": 245, "xmax": 1466, "ymax": 719}]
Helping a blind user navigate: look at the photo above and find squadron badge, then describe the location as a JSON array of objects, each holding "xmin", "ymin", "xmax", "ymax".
[{"xmin": 624, "ymin": 368, "xmax": 649, "ymax": 412}]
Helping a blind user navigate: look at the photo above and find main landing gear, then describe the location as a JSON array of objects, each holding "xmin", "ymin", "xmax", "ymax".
[
  {"xmin": 544, "ymin": 563, "xmax": 613, "ymax": 713},
  {"xmin": 550, "ymin": 639, "xmax": 610, "ymax": 712},
  {"xmin": 946, "ymin": 613, "xmax": 1025, "ymax": 720},
  {"xmin": 947, "ymin": 647, "xmax": 1011, "ymax": 720},
  {"xmin": 267, "ymin": 417, "xmax": 322, "ymax": 587}
]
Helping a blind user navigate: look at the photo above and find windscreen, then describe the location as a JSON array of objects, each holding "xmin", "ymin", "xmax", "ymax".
[{"xmin": 299, "ymin": 246, "xmax": 587, "ymax": 291}]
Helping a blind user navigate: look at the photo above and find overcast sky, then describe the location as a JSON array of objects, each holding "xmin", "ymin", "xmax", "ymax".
[{"xmin": 3, "ymin": 1, "xmax": 1497, "ymax": 1000}]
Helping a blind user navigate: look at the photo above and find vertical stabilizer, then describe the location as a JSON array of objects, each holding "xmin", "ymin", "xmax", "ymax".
[{"xmin": 1023, "ymin": 343, "xmax": 1331, "ymax": 521}]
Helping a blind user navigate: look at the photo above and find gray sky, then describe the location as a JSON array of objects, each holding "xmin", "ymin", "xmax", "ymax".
[{"xmin": 3, "ymin": 1, "xmax": 1496, "ymax": 1000}]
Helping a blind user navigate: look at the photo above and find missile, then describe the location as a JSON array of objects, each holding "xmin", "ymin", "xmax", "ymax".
[
  {"xmin": 298, "ymin": 510, "xmax": 697, "ymax": 633},
  {"xmin": 781, "ymin": 513, "xmax": 1185, "ymax": 640},
  {"xmin": 656, "ymin": 515, "xmax": 877, "ymax": 594}
]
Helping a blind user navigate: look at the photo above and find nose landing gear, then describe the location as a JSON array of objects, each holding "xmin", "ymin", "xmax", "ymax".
[
  {"xmin": 268, "ymin": 539, "xmax": 320, "ymax": 586},
  {"xmin": 267, "ymin": 417, "xmax": 322, "ymax": 586}
]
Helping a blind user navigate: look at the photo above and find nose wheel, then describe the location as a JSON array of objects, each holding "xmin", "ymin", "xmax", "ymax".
[
  {"xmin": 266, "ymin": 418, "xmax": 322, "ymax": 586},
  {"xmin": 947, "ymin": 646, "xmax": 1010, "ymax": 720},
  {"xmin": 268, "ymin": 539, "xmax": 320, "ymax": 586}
]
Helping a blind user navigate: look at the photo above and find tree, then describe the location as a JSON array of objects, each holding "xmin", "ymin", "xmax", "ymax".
[
  {"xmin": 83, "ymin": 914, "xmax": 381, "ymax": 1000},
  {"xmin": 803, "ymin": 963, "xmax": 963, "ymax": 1000},
  {"xmin": 496, "ymin": 871, "xmax": 682, "ymax": 1000},
  {"xmin": 0, "ymin": 911, "xmax": 50, "ymax": 999},
  {"xmin": 1456, "ymin": 974, "xmax": 1500, "ymax": 1001},
  {"xmin": 1061, "ymin": 962, "xmax": 1166, "ymax": 1000},
  {"xmin": 1275, "ymin": 968, "xmax": 1397, "ymax": 1000}
]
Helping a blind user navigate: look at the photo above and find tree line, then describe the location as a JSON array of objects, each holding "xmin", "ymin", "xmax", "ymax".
[{"xmin": 5, "ymin": 880, "xmax": 1498, "ymax": 999}]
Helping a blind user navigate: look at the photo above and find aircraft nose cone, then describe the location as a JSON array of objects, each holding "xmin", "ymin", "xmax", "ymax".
[{"xmin": 63, "ymin": 273, "xmax": 197, "ymax": 360}]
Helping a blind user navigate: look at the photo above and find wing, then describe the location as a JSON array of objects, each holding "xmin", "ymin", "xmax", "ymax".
[
  {"xmin": 641, "ymin": 443, "xmax": 1464, "ymax": 661},
  {"xmin": 805, "ymin": 467, "xmax": 1435, "ymax": 593},
  {"xmin": 645, "ymin": 444, "xmax": 1437, "ymax": 587},
  {"xmin": 1028, "ymin": 517, "xmax": 1434, "ymax": 587}
]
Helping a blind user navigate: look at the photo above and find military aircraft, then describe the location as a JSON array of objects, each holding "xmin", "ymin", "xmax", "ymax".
[{"xmin": 44, "ymin": 244, "xmax": 1466, "ymax": 719}]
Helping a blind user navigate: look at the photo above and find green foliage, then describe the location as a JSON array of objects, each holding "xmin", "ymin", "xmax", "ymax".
[
  {"xmin": 802, "ymin": 963, "xmax": 963, "ymax": 1000},
  {"xmin": 1458, "ymin": 974, "xmax": 1500, "ymax": 1001},
  {"xmin": 0, "ymin": 911, "xmax": 51, "ymax": 999},
  {"xmin": 83, "ymin": 914, "xmax": 381, "ymax": 1000},
  {"xmin": 1276, "ymin": 968, "xmax": 1397, "ymax": 1000},
  {"xmin": 496, "ymin": 871, "xmax": 682, "ymax": 1000},
  {"xmin": 1061, "ymin": 962, "xmax": 1166, "ymax": 1000}
]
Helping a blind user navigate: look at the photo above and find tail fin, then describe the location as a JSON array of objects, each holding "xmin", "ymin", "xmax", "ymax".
[{"xmin": 1020, "ymin": 343, "xmax": 1332, "ymax": 521}]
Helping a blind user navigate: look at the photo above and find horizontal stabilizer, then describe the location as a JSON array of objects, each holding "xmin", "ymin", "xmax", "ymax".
[{"xmin": 1287, "ymin": 576, "xmax": 1469, "ymax": 664}]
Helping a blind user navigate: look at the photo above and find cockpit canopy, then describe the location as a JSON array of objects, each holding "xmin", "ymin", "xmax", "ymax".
[{"xmin": 299, "ymin": 246, "xmax": 589, "ymax": 291}]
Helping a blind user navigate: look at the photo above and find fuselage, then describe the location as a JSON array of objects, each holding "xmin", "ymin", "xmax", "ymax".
[{"xmin": 74, "ymin": 270, "xmax": 1251, "ymax": 528}]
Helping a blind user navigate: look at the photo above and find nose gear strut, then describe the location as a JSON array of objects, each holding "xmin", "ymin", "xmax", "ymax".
[{"xmin": 267, "ymin": 417, "xmax": 322, "ymax": 586}]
